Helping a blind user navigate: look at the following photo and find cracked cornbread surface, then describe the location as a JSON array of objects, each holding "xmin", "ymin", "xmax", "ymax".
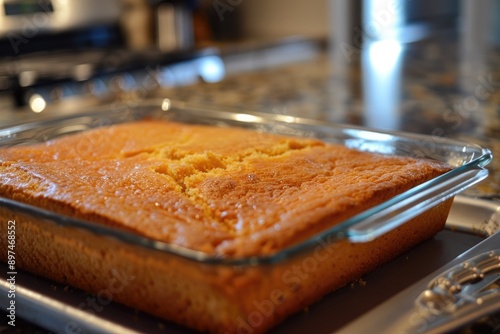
[{"xmin": 0, "ymin": 120, "xmax": 452, "ymax": 257}]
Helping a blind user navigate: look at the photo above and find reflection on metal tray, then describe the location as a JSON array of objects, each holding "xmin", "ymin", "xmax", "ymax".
[
  {"xmin": 337, "ymin": 196, "xmax": 500, "ymax": 334},
  {"xmin": 1, "ymin": 196, "xmax": 498, "ymax": 334}
]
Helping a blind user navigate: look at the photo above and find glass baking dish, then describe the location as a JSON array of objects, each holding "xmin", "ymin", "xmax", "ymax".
[{"xmin": 0, "ymin": 98, "xmax": 493, "ymax": 333}]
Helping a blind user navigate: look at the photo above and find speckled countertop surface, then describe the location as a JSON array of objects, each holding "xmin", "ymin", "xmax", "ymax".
[{"xmin": 155, "ymin": 37, "xmax": 500, "ymax": 198}]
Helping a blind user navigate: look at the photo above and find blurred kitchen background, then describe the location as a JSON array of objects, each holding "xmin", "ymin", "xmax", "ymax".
[{"xmin": 0, "ymin": 0, "xmax": 499, "ymax": 197}]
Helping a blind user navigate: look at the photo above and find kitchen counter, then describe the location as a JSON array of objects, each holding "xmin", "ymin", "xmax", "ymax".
[
  {"xmin": 155, "ymin": 36, "xmax": 500, "ymax": 199},
  {"xmin": 1, "ymin": 35, "xmax": 499, "ymax": 334}
]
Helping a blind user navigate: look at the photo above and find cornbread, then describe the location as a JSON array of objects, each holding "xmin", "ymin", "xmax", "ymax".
[{"xmin": 0, "ymin": 120, "xmax": 453, "ymax": 333}]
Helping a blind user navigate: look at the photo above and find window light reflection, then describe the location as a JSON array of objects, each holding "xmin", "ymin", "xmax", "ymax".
[
  {"xmin": 363, "ymin": 39, "xmax": 403, "ymax": 131},
  {"xmin": 368, "ymin": 39, "xmax": 402, "ymax": 75}
]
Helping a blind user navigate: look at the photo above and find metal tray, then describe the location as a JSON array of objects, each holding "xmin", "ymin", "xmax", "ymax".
[
  {"xmin": 1, "ymin": 196, "xmax": 498, "ymax": 333},
  {"xmin": 338, "ymin": 196, "xmax": 500, "ymax": 334}
]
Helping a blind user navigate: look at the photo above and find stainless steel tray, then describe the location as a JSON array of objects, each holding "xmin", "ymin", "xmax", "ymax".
[
  {"xmin": 338, "ymin": 196, "xmax": 500, "ymax": 334},
  {"xmin": 1, "ymin": 196, "xmax": 498, "ymax": 333}
]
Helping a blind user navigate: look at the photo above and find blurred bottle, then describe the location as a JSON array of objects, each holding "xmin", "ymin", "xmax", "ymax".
[
  {"xmin": 153, "ymin": 0, "xmax": 195, "ymax": 52},
  {"xmin": 121, "ymin": 0, "xmax": 155, "ymax": 49},
  {"xmin": 120, "ymin": 0, "xmax": 197, "ymax": 52}
]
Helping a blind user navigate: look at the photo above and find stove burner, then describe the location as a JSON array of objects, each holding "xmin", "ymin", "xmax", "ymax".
[{"xmin": 0, "ymin": 47, "xmax": 225, "ymax": 110}]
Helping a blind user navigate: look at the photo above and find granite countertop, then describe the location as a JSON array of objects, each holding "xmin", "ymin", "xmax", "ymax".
[{"xmin": 155, "ymin": 37, "xmax": 500, "ymax": 199}]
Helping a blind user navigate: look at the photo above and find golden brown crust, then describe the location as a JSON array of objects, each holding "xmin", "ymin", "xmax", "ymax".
[
  {"xmin": 0, "ymin": 120, "xmax": 451, "ymax": 257},
  {"xmin": 0, "ymin": 120, "xmax": 455, "ymax": 333}
]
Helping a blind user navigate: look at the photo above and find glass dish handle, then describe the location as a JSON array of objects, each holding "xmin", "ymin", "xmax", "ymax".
[{"xmin": 346, "ymin": 167, "xmax": 489, "ymax": 243}]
